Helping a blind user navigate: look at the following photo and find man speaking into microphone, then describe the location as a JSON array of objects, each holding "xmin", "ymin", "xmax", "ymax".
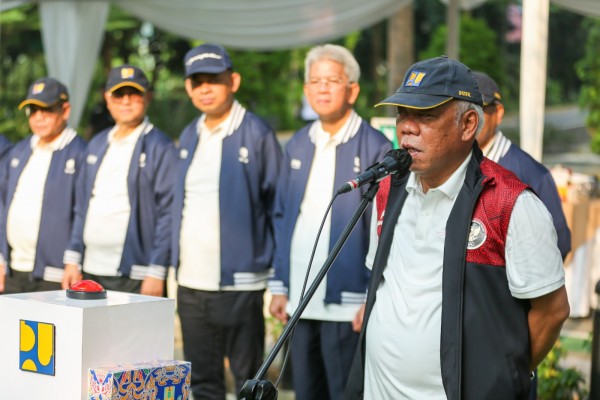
[
  {"xmin": 345, "ymin": 56, "xmax": 569, "ymax": 400},
  {"xmin": 268, "ymin": 44, "xmax": 391, "ymax": 400}
]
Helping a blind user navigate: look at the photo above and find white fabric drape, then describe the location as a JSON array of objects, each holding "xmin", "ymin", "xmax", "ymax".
[
  {"xmin": 0, "ymin": 1, "xmax": 27, "ymax": 12},
  {"xmin": 116, "ymin": 0, "xmax": 410, "ymax": 50},
  {"xmin": 39, "ymin": 1, "xmax": 109, "ymax": 128},
  {"xmin": 2, "ymin": 0, "xmax": 600, "ymax": 135},
  {"xmin": 519, "ymin": 0, "xmax": 549, "ymax": 161},
  {"xmin": 438, "ymin": 0, "xmax": 487, "ymax": 10},
  {"xmin": 552, "ymin": 0, "xmax": 600, "ymax": 19}
]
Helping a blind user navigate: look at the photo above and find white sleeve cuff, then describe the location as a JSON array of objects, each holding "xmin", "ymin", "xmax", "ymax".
[
  {"xmin": 146, "ymin": 264, "xmax": 168, "ymax": 280},
  {"xmin": 268, "ymin": 280, "xmax": 288, "ymax": 296},
  {"xmin": 63, "ymin": 250, "xmax": 82, "ymax": 265}
]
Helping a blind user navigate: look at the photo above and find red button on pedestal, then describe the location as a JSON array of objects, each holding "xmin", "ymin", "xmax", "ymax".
[{"xmin": 66, "ymin": 280, "xmax": 107, "ymax": 300}]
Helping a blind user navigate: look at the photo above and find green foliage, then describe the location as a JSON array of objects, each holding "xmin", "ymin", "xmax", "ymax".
[
  {"xmin": 576, "ymin": 19, "xmax": 600, "ymax": 154},
  {"xmin": 537, "ymin": 340, "xmax": 587, "ymax": 399},
  {"xmin": 0, "ymin": 4, "xmax": 46, "ymax": 140},
  {"xmin": 547, "ymin": 6, "xmax": 588, "ymax": 104},
  {"xmin": 230, "ymin": 48, "xmax": 308, "ymax": 132},
  {"xmin": 418, "ymin": 14, "xmax": 503, "ymax": 83}
]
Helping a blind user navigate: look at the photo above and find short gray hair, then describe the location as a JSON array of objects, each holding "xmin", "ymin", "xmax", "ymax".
[
  {"xmin": 304, "ymin": 44, "xmax": 360, "ymax": 83},
  {"xmin": 455, "ymin": 100, "xmax": 484, "ymax": 137}
]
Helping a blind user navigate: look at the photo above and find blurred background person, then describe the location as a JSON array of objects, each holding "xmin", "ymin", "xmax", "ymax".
[{"xmin": 0, "ymin": 77, "xmax": 85, "ymax": 294}]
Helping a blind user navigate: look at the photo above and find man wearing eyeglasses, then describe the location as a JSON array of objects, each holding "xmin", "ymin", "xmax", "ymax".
[
  {"xmin": 268, "ymin": 44, "xmax": 392, "ymax": 400},
  {"xmin": 0, "ymin": 77, "xmax": 86, "ymax": 294},
  {"xmin": 62, "ymin": 65, "xmax": 176, "ymax": 296}
]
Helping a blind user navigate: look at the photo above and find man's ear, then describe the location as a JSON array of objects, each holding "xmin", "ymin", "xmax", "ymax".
[
  {"xmin": 62, "ymin": 102, "xmax": 72, "ymax": 121},
  {"xmin": 184, "ymin": 79, "xmax": 193, "ymax": 98},
  {"xmin": 461, "ymin": 109, "xmax": 479, "ymax": 142},
  {"xmin": 230, "ymin": 72, "xmax": 241, "ymax": 94},
  {"xmin": 495, "ymin": 102, "xmax": 505, "ymax": 125},
  {"xmin": 347, "ymin": 82, "xmax": 360, "ymax": 106}
]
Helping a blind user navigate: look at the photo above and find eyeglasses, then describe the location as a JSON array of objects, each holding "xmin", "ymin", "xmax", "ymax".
[
  {"xmin": 24, "ymin": 103, "xmax": 64, "ymax": 118},
  {"xmin": 306, "ymin": 77, "xmax": 350, "ymax": 90},
  {"xmin": 108, "ymin": 88, "xmax": 144, "ymax": 103}
]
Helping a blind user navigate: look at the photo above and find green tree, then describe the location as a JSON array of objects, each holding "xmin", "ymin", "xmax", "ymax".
[
  {"xmin": 418, "ymin": 13, "xmax": 504, "ymax": 89},
  {"xmin": 0, "ymin": 4, "xmax": 46, "ymax": 140},
  {"xmin": 576, "ymin": 19, "xmax": 600, "ymax": 154}
]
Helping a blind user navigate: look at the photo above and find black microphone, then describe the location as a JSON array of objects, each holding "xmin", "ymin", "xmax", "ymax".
[{"xmin": 337, "ymin": 149, "xmax": 412, "ymax": 194}]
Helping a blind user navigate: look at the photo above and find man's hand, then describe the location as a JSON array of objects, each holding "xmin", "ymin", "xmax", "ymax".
[
  {"xmin": 62, "ymin": 263, "xmax": 82, "ymax": 289},
  {"xmin": 141, "ymin": 277, "xmax": 165, "ymax": 297},
  {"xmin": 0, "ymin": 266, "xmax": 5, "ymax": 293},
  {"xmin": 269, "ymin": 294, "xmax": 289, "ymax": 323},
  {"xmin": 352, "ymin": 303, "xmax": 366, "ymax": 332}
]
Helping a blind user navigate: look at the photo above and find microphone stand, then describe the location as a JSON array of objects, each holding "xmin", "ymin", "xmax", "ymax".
[{"xmin": 239, "ymin": 182, "xmax": 380, "ymax": 400}]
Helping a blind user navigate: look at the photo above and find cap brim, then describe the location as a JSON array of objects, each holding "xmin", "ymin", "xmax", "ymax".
[
  {"xmin": 481, "ymin": 95, "xmax": 495, "ymax": 106},
  {"xmin": 375, "ymin": 92, "xmax": 453, "ymax": 110},
  {"xmin": 106, "ymin": 82, "xmax": 147, "ymax": 93},
  {"xmin": 185, "ymin": 65, "xmax": 228, "ymax": 78},
  {"xmin": 18, "ymin": 99, "xmax": 52, "ymax": 110}
]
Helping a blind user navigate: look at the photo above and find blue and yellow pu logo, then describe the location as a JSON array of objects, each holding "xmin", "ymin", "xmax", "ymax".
[
  {"xmin": 405, "ymin": 71, "xmax": 426, "ymax": 87},
  {"xmin": 19, "ymin": 320, "xmax": 55, "ymax": 375},
  {"xmin": 121, "ymin": 67, "xmax": 135, "ymax": 79},
  {"xmin": 32, "ymin": 83, "xmax": 45, "ymax": 94}
]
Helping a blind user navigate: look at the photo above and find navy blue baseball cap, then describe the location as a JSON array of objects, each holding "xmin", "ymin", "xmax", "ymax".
[
  {"xmin": 18, "ymin": 77, "xmax": 69, "ymax": 110},
  {"xmin": 377, "ymin": 56, "xmax": 483, "ymax": 109},
  {"xmin": 184, "ymin": 44, "xmax": 233, "ymax": 77},
  {"xmin": 105, "ymin": 65, "xmax": 150, "ymax": 93},
  {"xmin": 472, "ymin": 71, "xmax": 502, "ymax": 106}
]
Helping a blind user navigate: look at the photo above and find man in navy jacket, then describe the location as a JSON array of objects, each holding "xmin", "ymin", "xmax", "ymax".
[
  {"xmin": 269, "ymin": 44, "xmax": 391, "ymax": 400},
  {"xmin": 473, "ymin": 71, "xmax": 571, "ymax": 259},
  {"xmin": 0, "ymin": 77, "xmax": 85, "ymax": 293},
  {"xmin": 172, "ymin": 44, "xmax": 282, "ymax": 400},
  {"xmin": 62, "ymin": 65, "xmax": 176, "ymax": 296}
]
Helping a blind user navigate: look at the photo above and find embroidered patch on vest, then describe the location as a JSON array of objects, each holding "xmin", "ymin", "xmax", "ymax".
[{"xmin": 467, "ymin": 219, "xmax": 486, "ymax": 250}]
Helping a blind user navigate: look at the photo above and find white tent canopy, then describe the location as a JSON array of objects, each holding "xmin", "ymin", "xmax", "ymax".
[{"xmin": 1, "ymin": 0, "xmax": 599, "ymax": 159}]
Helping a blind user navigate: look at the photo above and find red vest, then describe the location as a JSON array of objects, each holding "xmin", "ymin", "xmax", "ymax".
[{"xmin": 374, "ymin": 158, "xmax": 527, "ymax": 267}]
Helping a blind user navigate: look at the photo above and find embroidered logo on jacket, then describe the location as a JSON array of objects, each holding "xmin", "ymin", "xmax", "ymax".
[
  {"xmin": 238, "ymin": 147, "xmax": 249, "ymax": 164},
  {"xmin": 290, "ymin": 159, "xmax": 301, "ymax": 170},
  {"xmin": 86, "ymin": 154, "xmax": 98, "ymax": 165},
  {"xmin": 354, "ymin": 156, "xmax": 361, "ymax": 173},
  {"xmin": 467, "ymin": 219, "xmax": 486, "ymax": 250},
  {"xmin": 64, "ymin": 158, "xmax": 76, "ymax": 174}
]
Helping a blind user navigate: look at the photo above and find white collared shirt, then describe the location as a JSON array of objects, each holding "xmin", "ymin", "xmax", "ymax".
[
  {"xmin": 7, "ymin": 127, "xmax": 77, "ymax": 272},
  {"xmin": 177, "ymin": 102, "xmax": 246, "ymax": 291},
  {"xmin": 177, "ymin": 116, "xmax": 226, "ymax": 290},
  {"xmin": 481, "ymin": 130, "xmax": 512, "ymax": 162},
  {"xmin": 82, "ymin": 120, "xmax": 148, "ymax": 276},
  {"xmin": 287, "ymin": 110, "xmax": 363, "ymax": 321}
]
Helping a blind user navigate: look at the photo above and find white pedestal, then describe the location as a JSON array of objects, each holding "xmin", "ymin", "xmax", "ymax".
[{"xmin": 0, "ymin": 290, "xmax": 175, "ymax": 399}]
